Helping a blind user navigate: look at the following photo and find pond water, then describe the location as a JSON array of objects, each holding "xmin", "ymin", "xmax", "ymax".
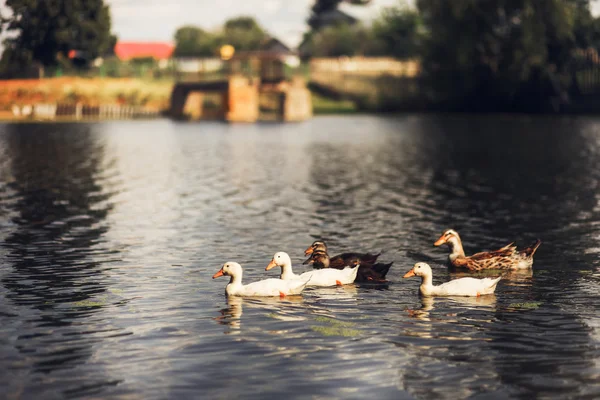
[{"xmin": 0, "ymin": 115, "xmax": 599, "ymax": 399}]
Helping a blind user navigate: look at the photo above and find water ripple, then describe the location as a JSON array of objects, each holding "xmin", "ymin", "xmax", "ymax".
[{"xmin": 0, "ymin": 116, "xmax": 599, "ymax": 399}]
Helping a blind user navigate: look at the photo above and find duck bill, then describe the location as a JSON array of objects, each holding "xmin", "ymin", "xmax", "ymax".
[
  {"xmin": 434, "ymin": 235, "xmax": 446, "ymax": 246},
  {"xmin": 265, "ymin": 259, "xmax": 277, "ymax": 271},
  {"xmin": 403, "ymin": 269, "xmax": 416, "ymax": 278},
  {"xmin": 212, "ymin": 269, "xmax": 224, "ymax": 279},
  {"xmin": 304, "ymin": 247, "xmax": 314, "ymax": 256}
]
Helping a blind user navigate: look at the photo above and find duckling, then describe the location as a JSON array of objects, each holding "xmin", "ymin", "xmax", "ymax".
[
  {"xmin": 403, "ymin": 262, "xmax": 501, "ymax": 297},
  {"xmin": 434, "ymin": 229, "xmax": 541, "ymax": 271},
  {"xmin": 303, "ymin": 240, "xmax": 381, "ymax": 269},
  {"xmin": 305, "ymin": 249, "xmax": 392, "ymax": 283}
]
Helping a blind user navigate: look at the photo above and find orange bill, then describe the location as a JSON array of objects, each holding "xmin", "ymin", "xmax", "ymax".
[
  {"xmin": 212, "ymin": 269, "xmax": 224, "ymax": 279},
  {"xmin": 304, "ymin": 246, "xmax": 314, "ymax": 256},
  {"xmin": 265, "ymin": 259, "xmax": 278, "ymax": 271},
  {"xmin": 434, "ymin": 234, "xmax": 446, "ymax": 246},
  {"xmin": 403, "ymin": 269, "xmax": 416, "ymax": 278}
]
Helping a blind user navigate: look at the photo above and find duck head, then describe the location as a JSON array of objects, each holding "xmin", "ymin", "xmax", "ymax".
[
  {"xmin": 266, "ymin": 251, "xmax": 292, "ymax": 271},
  {"xmin": 434, "ymin": 229, "xmax": 465, "ymax": 261},
  {"xmin": 303, "ymin": 250, "xmax": 330, "ymax": 268},
  {"xmin": 213, "ymin": 262, "xmax": 243, "ymax": 281},
  {"xmin": 434, "ymin": 229, "xmax": 461, "ymax": 247},
  {"xmin": 403, "ymin": 262, "xmax": 432, "ymax": 279},
  {"xmin": 304, "ymin": 240, "xmax": 327, "ymax": 256}
]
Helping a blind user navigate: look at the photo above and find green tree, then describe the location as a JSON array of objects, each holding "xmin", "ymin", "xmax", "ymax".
[
  {"xmin": 417, "ymin": 0, "xmax": 592, "ymax": 111},
  {"xmin": 306, "ymin": 23, "xmax": 381, "ymax": 57},
  {"xmin": 372, "ymin": 4, "xmax": 421, "ymax": 59},
  {"xmin": 221, "ymin": 16, "xmax": 267, "ymax": 51},
  {"xmin": 2, "ymin": 0, "xmax": 114, "ymax": 68},
  {"xmin": 174, "ymin": 26, "xmax": 218, "ymax": 57}
]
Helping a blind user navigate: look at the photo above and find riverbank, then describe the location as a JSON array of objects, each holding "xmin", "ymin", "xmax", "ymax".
[{"xmin": 0, "ymin": 77, "xmax": 172, "ymax": 112}]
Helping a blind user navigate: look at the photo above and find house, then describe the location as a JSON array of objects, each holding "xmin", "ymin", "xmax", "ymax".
[
  {"xmin": 114, "ymin": 42, "xmax": 175, "ymax": 61},
  {"xmin": 260, "ymin": 37, "xmax": 294, "ymax": 54}
]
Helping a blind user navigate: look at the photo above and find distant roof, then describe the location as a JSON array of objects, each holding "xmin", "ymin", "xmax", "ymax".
[
  {"xmin": 114, "ymin": 42, "xmax": 174, "ymax": 60},
  {"xmin": 260, "ymin": 37, "xmax": 293, "ymax": 54}
]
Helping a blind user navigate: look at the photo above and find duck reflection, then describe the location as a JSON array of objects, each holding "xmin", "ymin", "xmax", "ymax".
[
  {"xmin": 307, "ymin": 284, "xmax": 359, "ymax": 301},
  {"xmin": 215, "ymin": 295, "xmax": 306, "ymax": 335},
  {"xmin": 407, "ymin": 294, "xmax": 497, "ymax": 322}
]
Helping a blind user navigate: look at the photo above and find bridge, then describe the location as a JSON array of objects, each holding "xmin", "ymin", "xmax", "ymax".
[{"xmin": 169, "ymin": 52, "xmax": 312, "ymax": 122}]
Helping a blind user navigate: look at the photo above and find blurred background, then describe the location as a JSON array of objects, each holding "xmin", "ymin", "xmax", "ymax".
[{"xmin": 3, "ymin": 0, "xmax": 600, "ymax": 120}]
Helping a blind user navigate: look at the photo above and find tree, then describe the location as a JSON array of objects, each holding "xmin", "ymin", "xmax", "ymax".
[
  {"xmin": 308, "ymin": 0, "xmax": 343, "ymax": 31},
  {"xmin": 2, "ymin": 0, "xmax": 114, "ymax": 68},
  {"xmin": 416, "ymin": 0, "xmax": 592, "ymax": 111},
  {"xmin": 174, "ymin": 26, "xmax": 218, "ymax": 57},
  {"xmin": 372, "ymin": 4, "xmax": 422, "ymax": 59},
  {"xmin": 221, "ymin": 16, "xmax": 267, "ymax": 51},
  {"xmin": 305, "ymin": 23, "xmax": 382, "ymax": 57},
  {"xmin": 308, "ymin": 0, "xmax": 373, "ymax": 30}
]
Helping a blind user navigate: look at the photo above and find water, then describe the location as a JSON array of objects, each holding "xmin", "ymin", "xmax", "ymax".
[{"xmin": 0, "ymin": 115, "xmax": 599, "ymax": 399}]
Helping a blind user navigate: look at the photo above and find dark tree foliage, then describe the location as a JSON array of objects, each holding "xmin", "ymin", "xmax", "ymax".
[
  {"xmin": 2, "ymin": 0, "xmax": 114, "ymax": 67},
  {"xmin": 174, "ymin": 26, "xmax": 218, "ymax": 57},
  {"xmin": 372, "ymin": 5, "xmax": 422, "ymax": 59},
  {"xmin": 173, "ymin": 17, "xmax": 268, "ymax": 57},
  {"xmin": 308, "ymin": 0, "xmax": 343, "ymax": 30},
  {"xmin": 308, "ymin": 0, "xmax": 372, "ymax": 30},
  {"xmin": 417, "ymin": 0, "xmax": 598, "ymax": 111},
  {"xmin": 221, "ymin": 16, "xmax": 268, "ymax": 51}
]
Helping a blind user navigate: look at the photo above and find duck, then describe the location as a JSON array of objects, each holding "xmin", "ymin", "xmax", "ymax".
[
  {"xmin": 212, "ymin": 262, "xmax": 309, "ymax": 297},
  {"xmin": 266, "ymin": 251, "xmax": 359, "ymax": 287},
  {"xmin": 434, "ymin": 229, "xmax": 541, "ymax": 270},
  {"xmin": 304, "ymin": 249, "xmax": 393, "ymax": 283},
  {"xmin": 303, "ymin": 240, "xmax": 381, "ymax": 269},
  {"xmin": 403, "ymin": 262, "xmax": 501, "ymax": 297}
]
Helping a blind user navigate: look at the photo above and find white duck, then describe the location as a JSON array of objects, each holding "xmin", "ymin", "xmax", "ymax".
[
  {"xmin": 403, "ymin": 262, "xmax": 501, "ymax": 297},
  {"xmin": 213, "ymin": 262, "xmax": 309, "ymax": 297},
  {"xmin": 266, "ymin": 252, "xmax": 359, "ymax": 287}
]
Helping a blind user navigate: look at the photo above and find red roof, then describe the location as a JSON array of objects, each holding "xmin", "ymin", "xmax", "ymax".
[{"xmin": 114, "ymin": 42, "xmax": 174, "ymax": 60}]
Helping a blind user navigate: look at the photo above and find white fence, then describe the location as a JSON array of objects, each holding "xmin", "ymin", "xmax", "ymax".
[{"xmin": 11, "ymin": 103, "xmax": 162, "ymax": 120}]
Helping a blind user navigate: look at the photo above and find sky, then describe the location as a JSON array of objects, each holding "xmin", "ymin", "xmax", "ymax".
[
  {"xmin": 104, "ymin": 0, "xmax": 403, "ymax": 47},
  {"xmin": 2, "ymin": 0, "xmax": 600, "ymax": 49}
]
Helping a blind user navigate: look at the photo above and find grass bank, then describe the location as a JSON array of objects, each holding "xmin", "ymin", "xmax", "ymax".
[
  {"xmin": 0, "ymin": 77, "xmax": 174, "ymax": 113},
  {"xmin": 311, "ymin": 92, "xmax": 357, "ymax": 114}
]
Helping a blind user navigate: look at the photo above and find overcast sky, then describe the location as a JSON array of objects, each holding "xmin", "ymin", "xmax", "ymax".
[
  {"xmin": 104, "ymin": 0, "xmax": 403, "ymax": 47},
  {"xmin": 2, "ymin": 0, "xmax": 600, "ymax": 49}
]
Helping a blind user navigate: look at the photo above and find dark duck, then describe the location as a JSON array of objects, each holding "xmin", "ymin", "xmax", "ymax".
[{"xmin": 303, "ymin": 240, "xmax": 392, "ymax": 283}]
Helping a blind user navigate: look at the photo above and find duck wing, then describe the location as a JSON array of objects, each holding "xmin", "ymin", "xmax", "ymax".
[
  {"xmin": 437, "ymin": 276, "xmax": 501, "ymax": 296},
  {"xmin": 355, "ymin": 262, "xmax": 393, "ymax": 283},
  {"xmin": 453, "ymin": 244, "xmax": 517, "ymax": 270},
  {"xmin": 242, "ymin": 278, "xmax": 306, "ymax": 297},
  {"xmin": 519, "ymin": 239, "xmax": 542, "ymax": 258},
  {"xmin": 299, "ymin": 266, "xmax": 359, "ymax": 286},
  {"xmin": 330, "ymin": 252, "xmax": 382, "ymax": 269}
]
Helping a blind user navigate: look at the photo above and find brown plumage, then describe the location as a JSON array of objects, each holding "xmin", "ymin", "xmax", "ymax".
[
  {"xmin": 303, "ymin": 240, "xmax": 381, "ymax": 269},
  {"xmin": 303, "ymin": 245, "xmax": 392, "ymax": 283},
  {"xmin": 434, "ymin": 229, "xmax": 541, "ymax": 271}
]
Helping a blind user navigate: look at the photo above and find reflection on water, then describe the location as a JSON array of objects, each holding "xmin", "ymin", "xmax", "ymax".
[{"xmin": 0, "ymin": 116, "xmax": 599, "ymax": 399}]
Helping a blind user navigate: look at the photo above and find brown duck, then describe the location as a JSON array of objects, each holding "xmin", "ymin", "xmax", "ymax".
[
  {"xmin": 434, "ymin": 229, "xmax": 541, "ymax": 271},
  {"xmin": 303, "ymin": 240, "xmax": 381, "ymax": 269},
  {"xmin": 303, "ymin": 241, "xmax": 392, "ymax": 283}
]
